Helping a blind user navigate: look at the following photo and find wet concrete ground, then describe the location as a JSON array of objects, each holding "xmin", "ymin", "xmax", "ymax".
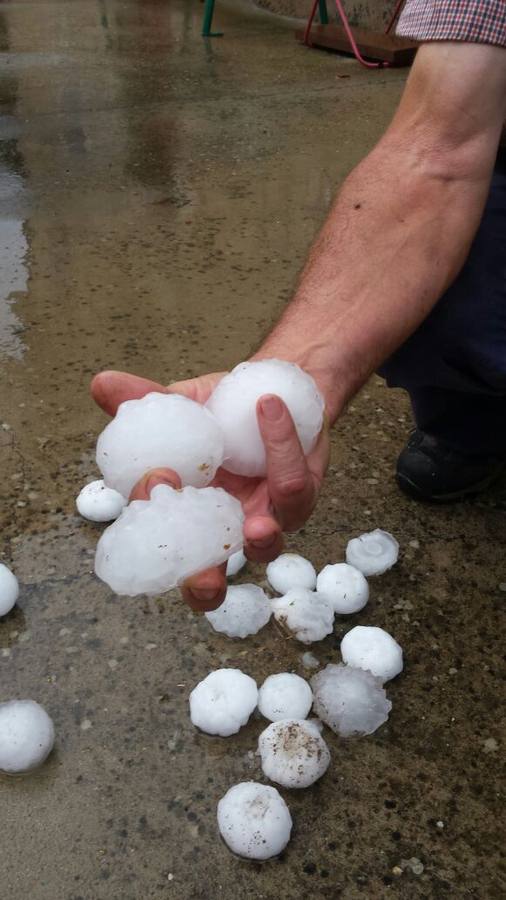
[{"xmin": 0, "ymin": 1, "xmax": 504, "ymax": 898}]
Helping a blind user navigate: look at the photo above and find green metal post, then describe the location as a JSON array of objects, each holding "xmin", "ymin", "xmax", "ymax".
[
  {"xmin": 202, "ymin": 0, "xmax": 223, "ymax": 37},
  {"xmin": 318, "ymin": 0, "xmax": 329, "ymax": 24}
]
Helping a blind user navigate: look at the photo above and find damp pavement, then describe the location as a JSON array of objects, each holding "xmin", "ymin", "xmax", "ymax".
[{"xmin": 0, "ymin": 1, "xmax": 504, "ymax": 898}]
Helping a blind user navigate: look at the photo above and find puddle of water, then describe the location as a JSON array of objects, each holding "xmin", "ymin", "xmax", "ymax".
[{"xmin": 0, "ymin": 215, "xmax": 28, "ymax": 360}]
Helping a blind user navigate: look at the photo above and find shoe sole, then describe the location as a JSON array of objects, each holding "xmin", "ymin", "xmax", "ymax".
[{"xmin": 396, "ymin": 464, "xmax": 506, "ymax": 503}]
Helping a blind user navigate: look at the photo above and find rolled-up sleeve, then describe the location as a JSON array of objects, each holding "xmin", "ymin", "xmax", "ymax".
[{"xmin": 397, "ymin": 0, "xmax": 506, "ymax": 47}]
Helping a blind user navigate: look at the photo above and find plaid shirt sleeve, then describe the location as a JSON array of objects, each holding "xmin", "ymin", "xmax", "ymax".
[{"xmin": 396, "ymin": 0, "xmax": 506, "ymax": 47}]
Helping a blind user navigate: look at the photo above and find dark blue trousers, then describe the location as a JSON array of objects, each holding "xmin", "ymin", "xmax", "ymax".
[{"xmin": 379, "ymin": 148, "xmax": 506, "ymax": 456}]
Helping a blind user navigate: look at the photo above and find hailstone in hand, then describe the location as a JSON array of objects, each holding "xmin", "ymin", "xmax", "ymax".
[
  {"xmin": 346, "ymin": 529, "xmax": 399, "ymax": 576},
  {"xmin": 189, "ymin": 668, "xmax": 258, "ymax": 737},
  {"xmin": 206, "ymin": 360, "xmax": 324, "ymax": 477},
  {"xmin": 76, "ymin": 479, "xmax": 127, "ymax": 522},
  {"xmin": 258, "ymin": 719, "xmax": 330, "ymax": 788},
  {"xmin": 271, "ymin": 588, "xmax": 334, "ymax": 644},
  {"xmin": 340, "ymin": 626, "xmax": 403, "ymax": 682},
  {"xmin": 95, "ymin": 484, "xmax": 244, "ymax": 596},
  {"xmin": 258, "ymin": 673, "xmax": 313, "ymax": 721},
  {"xmin": 96, "ymin": 392, "xmax": 225, "ymax": 497},
  {"xmin": 0, "ymin": 563, "xmax": 19, "ymax": 616},
  {"xmin": 205, "ymin": 584, "xmax": 271, "ymax": 639},
  {"xmin": 217, "ymin": 782, "xmax": 292, "ymax": 859},
  {"xmin": 311, "ymin": 664, "xmax": 391, "ymax": 737},
  {"xmin": 0, "ymin": 700, "xmax": 55, "ymax": 773},
  {"xmin": 316, "ymin": 563, "xmax": 369, "ymax": 614},
  {"xmin": 226, "ymin": 548, "xmax": 247, "ymax": 577},
  {"xmin": 266, "ymin": 553, "xmax": 317, "ymax": 594}
]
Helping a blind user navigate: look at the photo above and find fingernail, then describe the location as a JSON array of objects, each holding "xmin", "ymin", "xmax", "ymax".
[
  {"xmin": 259, "ymin": 395, "xmax": 283, "ymax": 421},
  {"xmin": 191, "ymin": 588, "xmax": 220, "ymax": 603},
  {"xmin": 250, "ymin": 535, "xmax": 276, "ymax": 549}
]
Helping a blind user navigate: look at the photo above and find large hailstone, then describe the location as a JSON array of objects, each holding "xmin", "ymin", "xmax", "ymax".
[
  {"xmin": 217, "ymin": 782, "xmax": 292, "ymax": 860},
  {"xmin": 311, "ymin": 664, "xmax": 391, "ymax": 737},
  {"xmin": 0, "ymin": 564, "xmax": 19, "ymax": 616},
  {"xmin": 0, "ymin": 700, "xmax": 55, "ymax": 774},
  {"xmin": 271, "ymin": 588, "xmax": 334, "ymax": 644},
  {"xmin": 189, "ymin": 668, "xmax": 258, "ymax": 737},
  {"xmin": 206, "ymin": 360, "xmax": 324, "ymax": 477},
  {"xmin": 258, "ymin": 673, "xmax": 313, "ymax": 722},
  {"xmin": 316, "ymin": 563, "xmax": 369, "ymax": 614},
  {"xmin": 96, "ymin": 392, "xmax": 225, "ymax": 498},
  {"xmin": 95, "ymin": 484, "xmax": 244, "ymax": 596},
  {"xmin": 205, "ymin": 584, "xmax": 271, "ymax": 639},
  {"xmin": 340, "ymin": 626, "xmax": 403, "ymax": 682},
  {"xmin": 266, "ymin": 553, "xmax": 316, "ymax": 594},
  {"xmin": 226, "ymin": 548, "xmax": 247, "ymax": 577},
  {"xmin": 76, "ymin": 479, "xmax": 127, "ymax": 522},
  {"xmin": 258, "ymin": 719, "xmax": 330, "ymax": 788},
  {"xmin": 346, "ymin": 529, "xmax": 399, "ymax": 576}
]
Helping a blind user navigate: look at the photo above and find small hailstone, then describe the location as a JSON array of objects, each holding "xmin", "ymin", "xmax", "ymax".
[
  {"xmin": 217, "ymin": 782, "xmax": 292, "ymax": 859},
  {"xmin": 340, "ymin": 626, "xmax": 403, "ymax": 682},
  {"xmin": 0, "ymin": 700, "xmax": 55, "ymax": 773},
  {"xmin": 258, "ymin": 673, "xmax": 313, "ymax": 721},
  {"xmin": 0, "ymin": 564, "xmax": 19, "ymax": 616},
  {"xmin": 316, "ymin": 563, "xmax": 369, "ymax": 614},
  {"xmin": 205, "ymin": 584, "xmax": 271, "ymax": 639},
  {"xmin": 346, "ymin": 529, "xmax": 399, "ymax": 576},
  {"xmin": 266, "ymin": 553, "xmax": 316, "ymax": 594},
  {"xmin": 226, "ymin": 548, "xmax": 247, "ymax": 577},
  {"xmin": 206, "ymin": 360, "xmax": 324, "ymax": 477},
  {"xmin": 311, "ymin": 664, "xmax": 391, "ymax": 737},
  {"xmin": 96, "ymin": 392, "xmax": 225, "ymax": 498},
  {"xmin": 271, "ymin": 588, "xmax": 334, "ymax": 644},
  {"xmin": 76, "ymin": 479, "xmax": 127, "ymax": 522},
  {"xmin": 258, "ymin": 719, "xmax": 330, "ymax": 788},
  {"xmin": 95, "ymin": 484, "xmax": 244, "ymax": 596},
  {"xmin": 301, "ymin": 651, "xmax": 320, "ymax": 670},
  {"xmin": 189, "ymin": 668, "xmax": 258, "ymax": 737}
]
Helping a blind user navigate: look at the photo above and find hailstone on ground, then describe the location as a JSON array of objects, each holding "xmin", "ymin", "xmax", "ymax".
[
  {"xmin": 205, "ymin": 584, "xmax": 271, "ymax": 639},
  {"xmin": 346, "ymin": 529, "xmax": 399, "ymax": 576},
  {"xmin": 189, "ymin": 668, "xmax": 258, "ymax": 737},
  {"xmin": 271, "ymin": 588, "xmax": 334, "ymax": 644},
  {"xmin": 258, "ymin": 719, "xmax": 330, "ymax": 788},
  {"xmin": 0, "ymin": 564, "xmax": 19, "ymax": 616},
  {"xmin": 206, "ymin": 360, "xmax": 324, "ymax": 477},
  {"xmin": 217, "ymin": 782, "xmax": 292, "ymax": 859},
  {"xmin": 76, "ymin": 479, "xmax": 127, "ymax": 522},
  {"xmin": 258, "ymin": 673, "xmax": 313, "ymax": 721},
  {"xmin": 311, "ymin": 664, "xmax": 391, "ymax": 737},
  {"xmin": 0, "ymin": 700, "xmax": 55, "ymax": 773},
  {"xmin": 96, "ymin": 392, "xmax": 225, "ymax": 497},
  {"xmin": 267, "ymin": 553, "xmax": 317, "ymax": 594},
  {"xmin": 226, "ymin": 548, "xmax": 247, "ymax": 577},
  {"xmin": 95, "ymin": 484, "xmax": 244, "ymax": 596},
  {"xmin": 340, "ymin": 626, "xmax": 403, "ymax": 682},
  {"xmin": 316, "ymin": 562, "xmax": 369, "ymax": 614}
]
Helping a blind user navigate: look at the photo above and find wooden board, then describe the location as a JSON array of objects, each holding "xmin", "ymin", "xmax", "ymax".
[{"xmin": 296, "ymin": 24, "xmax": 418, "ymax": 66}]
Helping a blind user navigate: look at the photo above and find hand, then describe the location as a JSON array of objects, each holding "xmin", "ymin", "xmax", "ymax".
[{"xmin": 91, "ymin": 370, "xmax": 329, "ymax": 612}]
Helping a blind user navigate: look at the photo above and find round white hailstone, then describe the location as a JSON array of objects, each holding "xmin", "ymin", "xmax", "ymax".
[
  {"xmin": 206, "ymin": 360, "xmax": 324, "ymax": 477},
  {"xmin": 205, "ymin": 584, "xmax": 271, "ymax": 639},
  {"xmin": 258, "ymin": 719, "xmax": 330, "ymax": 789},
  {"xmin": 346, "ymin": 529, "xmax": 399, "ymax": 576},
  {"xmin": 95, "ymin": 484, "xmax": 244, "ymax": 597},
  {"xmin": 340, "ymin": 626, "xmax": 403, "ymax": 682},
  {"xmin": 258, "ymin": 673, "xmax": 313, "ymax": 722},
  {"xmin": 76, "ymin": 479, "xmax": 127, "ymax": 523},
  {"xmin": 266, "ymin": 553, "xmax": 317, "ymax": 594},
  {"xmin": 301, "ymin": 651, "xmax": 320, "ymax": 671},
  {"xmin": 0, "ymin": 700, "xmax": 55, "ymax": 774},
  {"xmin": 226, "ymin": 548, "xmax": 247, "ymax": 577},
  {"xmin": 271, "ymin": 588, "xmax": 334, "ymax": 644},
  {"xmin": 189, "ymin": 669, "xmax": 258, "ymax": 737},
  {"xmin": 0, "ymin": 564, "xmax": 19, "ymax": 617},
  {"xmin": 316, "ymin": 563, "xmax": 369, "ymax": 614},
  {"xmin": 96, "ymin": 392, "xmax": 225, "ymax": 498},
  {"xmin": 311, "ymin": 664, "xmax": 391, "ymax": 737},
  {"xmin": 217, "ymin": 782, "xmax": 292, "ymax": 860}
]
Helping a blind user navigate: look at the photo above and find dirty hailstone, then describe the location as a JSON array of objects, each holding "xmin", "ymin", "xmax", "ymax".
[
  {"xmin": 76, "ymin": 479, "xmax": 127, "ymax": 522},
  {"xmin": 95, "ymin": 484, "xmax": 244, "ymax": 596},
  {"xmin": 0, "ymin": 700, "xmax": 55, "ymax": 774},
  {"xmin": 189, "ymin": 668, "xmax": 258, "ymax": 737},
  {"xmin": 205, "ymin": 584, "xmax": 271, "ymax": 639},
  {"xmin": 271, "ymin": 588, "xmax": 334, "ymax": 644},
  {"xmin": 0, "ymin": 563, "xmax": 19, "ymax": 617},
  {"xmin": 226, "ymin": 548, "xmax": 247, "ymax": 577},
  {"xmin": 316, "ymin": 562, "xmax": 369, "ymax": 614},
  {"xmin": 311, "ymin": 664, "xmax": 391, "ymax": 737},
  {"xmin": 206, "ymin": 360, "xmax": 324, "ymax": 477},
  {"xmin": 346, "ymin": 529, "xmax": 399, "ymax": 576},
  {"xmin": 217, "ymin": 782, "xmax": 292, "ymax": 860},
  {"xmin": 258, "ymin": 673, "xmax": 313, "ymax": 722},
  {"xmin": 258, "ymin": 719, "xmax": 330, "ymax": 789},
  {"xmin": 96, "ymin": 392, "xmax": 225, "ymax": 498},
  {"xmin": 340, "ymin": 626, "xmax": 403, "ymax": 683},
  {"xmin": 266, "ymin": 553, "xmax": 317, "ymax": 594}
]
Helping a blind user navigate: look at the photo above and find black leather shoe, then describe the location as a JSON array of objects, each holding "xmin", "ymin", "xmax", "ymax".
[{"xmin": 396, "ymin": 430, "xmax": 506, "ymax": 502}]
